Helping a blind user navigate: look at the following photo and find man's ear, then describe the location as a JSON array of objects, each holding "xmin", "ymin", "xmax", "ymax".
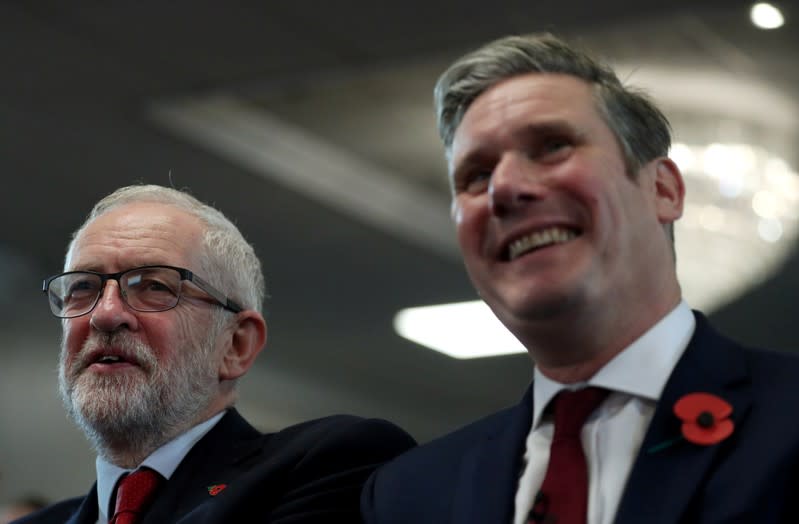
[
  {"xmin": 653, "ymin": 157, "xmax": 685, "ymax": 224},
  {"xmin": 218, "ymin": 311, "xmax": 267, "ymax": 381}
]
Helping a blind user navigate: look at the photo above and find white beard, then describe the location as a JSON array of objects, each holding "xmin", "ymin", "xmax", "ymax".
[{"xmin": 59, "ymin": 324, "xmax": 220, "ymax": 458}]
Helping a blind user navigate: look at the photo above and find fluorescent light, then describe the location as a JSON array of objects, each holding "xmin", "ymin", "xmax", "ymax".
[
  {"xmin": 394, "ymin": 301, "xmax": 527, "ymax": 359},
  {"xmin": 750, "ymin": 3, "xmax": 784, "ymax": 29}
]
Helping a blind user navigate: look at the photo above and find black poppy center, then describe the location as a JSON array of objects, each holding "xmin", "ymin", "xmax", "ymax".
[{"xmin": 696, "ymin": 411, "xmax": 715, "ymax": 428}]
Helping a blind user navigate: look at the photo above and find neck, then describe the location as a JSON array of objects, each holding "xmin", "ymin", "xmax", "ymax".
[
  {"xmin": 517, "ymin": 291, "xmax": 682, "ymax": 384},
  {"xmin": 97, "ymin": 436, "xmax": 167, "ymax": 470},
  {"xmin": 93, "ymin": 400, "xmax": 230, "ymax": 469}
]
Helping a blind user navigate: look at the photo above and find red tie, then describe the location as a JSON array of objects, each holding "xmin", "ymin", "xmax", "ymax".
[
  {"xmin": 111, "ymin": 468, "xmax": 162, "ymax": 524},
  {"xmin": 529, "ymin": 387, "xmax": 609, "ymax": 524}
]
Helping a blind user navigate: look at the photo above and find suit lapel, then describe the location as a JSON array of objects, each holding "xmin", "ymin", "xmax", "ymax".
[
  {"xmin": 614, "ymin": 313, "xmax": 752, "ymax": 524},
  {"xmin": 63, "ymin": 486, "xmax": 99, "ymax": 524},
  {"xmin": 452, "ymin": 385, "xmax": 533, "ymax": 524},
  {"xmin": 143, "ymin": 409, "xmax": 264, "ymax": 523}
]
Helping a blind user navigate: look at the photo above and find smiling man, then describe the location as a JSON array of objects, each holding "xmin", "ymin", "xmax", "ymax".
[
  {"xmin": 362, "ymin": 33, "xmax": 799, "ymax": 524},
  {"xmin": 21, "ymin": 184, "xmax": 415, "ymax": 524}
]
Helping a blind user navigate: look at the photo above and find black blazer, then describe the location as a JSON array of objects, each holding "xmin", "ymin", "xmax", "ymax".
[
  {"xmin": 362, "ymin": 312, "xmax": 799, "ymax": 523},
  {"xmin": 17, "ymin": 409, "xmax": 416, "ymax": 523}
]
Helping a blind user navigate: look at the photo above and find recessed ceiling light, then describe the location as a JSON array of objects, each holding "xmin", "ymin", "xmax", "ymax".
[{"xmin": 750, "ymin": 2, "xmax": 785, "ymax": 29}]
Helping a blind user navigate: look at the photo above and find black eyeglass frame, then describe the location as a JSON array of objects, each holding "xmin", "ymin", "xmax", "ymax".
[{"xmin": 42, "ymin": 264, "xmax": 243, "ymax": 318}]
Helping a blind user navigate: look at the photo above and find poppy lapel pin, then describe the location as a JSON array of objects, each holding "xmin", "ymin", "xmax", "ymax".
[
  {"xmin": 674, "ymin": 392, "xmax": 734, "ymax": 445},
  {"xmin": 207, "ymin": 484, "xmax": 227, "ymax": 496},
  {"xmin": 647, "ymin": 392, "xmax": 734, "ymax": 453}
]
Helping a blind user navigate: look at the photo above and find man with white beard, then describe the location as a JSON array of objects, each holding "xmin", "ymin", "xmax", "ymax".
[{"xmin": 21, "ymin": 184, "xmax": 415, "ymax": 524}]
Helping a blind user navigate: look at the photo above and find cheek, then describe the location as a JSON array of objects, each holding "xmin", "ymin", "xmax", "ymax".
[
  {"xmin": 451, "ymin": 197, "xmax": 466, "ymax": 229},
  {"xmin": 564, "ymin": 169, "xmax": 620, "ymax": 227},
  {"xmin": 157, "ymin": 309, "xmax": 213, "ymax": 360},
  {"xmin": 454, "ymin": 199, "xmax": 487, "ymax": 252},
  {"xmin": 60, "ymin": 319, "xmax": 88, "ymax": 373},
  {"xmin": 143, "ymin": 318, "xmax": 181, "ymax": 361},
  {"xmin": 63, "ymin": 319, "xmax": 88, "ymax": 353}
]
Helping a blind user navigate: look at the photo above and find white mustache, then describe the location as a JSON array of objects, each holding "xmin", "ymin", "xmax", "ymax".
[{"xmin": 74, "ymin": 332, "xmax": 157, "ymax": 374}]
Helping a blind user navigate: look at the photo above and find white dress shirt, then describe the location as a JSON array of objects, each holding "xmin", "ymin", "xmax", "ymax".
[
  {"xmin": 94, "ymin": 410, "xmax": 226, "ymax": 524},
  {"xmin": 513, "ymin": 302, "xmax": 696, "ymax": 524}
]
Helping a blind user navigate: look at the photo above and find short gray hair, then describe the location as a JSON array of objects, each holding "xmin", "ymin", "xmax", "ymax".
[
  {"xmin": 435, "ymin": 33, "xmax": 672, "ymax": 174},
  {"xmin": 65, "ymin": 184, "xmax": 266, "ymax": 314}
]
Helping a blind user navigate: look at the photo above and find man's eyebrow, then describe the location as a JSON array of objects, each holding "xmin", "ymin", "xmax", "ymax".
[
  {"xmin": 66, "ymin": 262, "xmax": 168, "ymax": 273},
  {"xmin": 453, "ymin": 120, "xmax": 580, "ymax": 169},
  {"xmin": 513, "ymin": 120, "xmax": 579, "ymax": 140},
  {"xmin": 451, "ymin": 149, "xmax": 493, "ymax": 179}
]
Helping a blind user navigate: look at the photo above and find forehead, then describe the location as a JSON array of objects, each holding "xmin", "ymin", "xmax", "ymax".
[
  {"xmin": 67, "ymin": 202, "xmax": 205, "ymax": 271},
  {"xmin": 451, "ymin": 74, "xmax": 601, "ymax": 157},
  {"xmin": 468, "ymin": 73, "xmax": 597, "ymax": 122}
]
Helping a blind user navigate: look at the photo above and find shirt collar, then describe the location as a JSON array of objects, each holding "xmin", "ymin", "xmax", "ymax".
[
  {"xmin": 532, "ymin": 301, "xmax": 695, "ymax": 429},
  {"xmin": 96, "ymin": 410, "xmax": 226, "ymax": 522}
]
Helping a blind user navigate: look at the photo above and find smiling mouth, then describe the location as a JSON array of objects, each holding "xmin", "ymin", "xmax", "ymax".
[{"xmin": 507, "ymin": 227, "xmax": 580, "ymax": 260}]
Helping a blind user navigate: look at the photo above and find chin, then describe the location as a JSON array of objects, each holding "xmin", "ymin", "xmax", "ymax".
[
  {"xmin": 494, "ymin": 285, "xmax": 588, "ymax": 324},
  {"xmin": 72, "ymin": 374, "xmax": 147, "ymax": 418}
]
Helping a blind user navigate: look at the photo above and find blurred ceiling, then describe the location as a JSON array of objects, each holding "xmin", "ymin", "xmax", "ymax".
[{"xmin": 1, "ymin": 0, "xmax": 797, "ymax": 504}]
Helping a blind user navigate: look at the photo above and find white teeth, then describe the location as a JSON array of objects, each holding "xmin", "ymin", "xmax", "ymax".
[
  {"xmin": 508, "ymin": 227, "xmax": 577, "ymax": 260},
  {"xmin": 98, "ymin": 355, "xmax": 122, "ymax": 364}
]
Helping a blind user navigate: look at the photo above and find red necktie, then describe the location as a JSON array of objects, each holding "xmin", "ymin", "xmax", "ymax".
[
  {"xmin": 110, "ymin": 468, "xmax": 162, "ymax": 524},
  {"xmin": 529, "ymin": 387, "xmax": 609, "ymax": 524}
]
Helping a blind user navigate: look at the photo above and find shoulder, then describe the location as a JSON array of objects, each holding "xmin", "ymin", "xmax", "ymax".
[
  {"xmin": 693, "ymin": 310, "xmax": 799, "ymax": 379},
  {"xmin": 252, "ymin": 414, "xmax": 417, "ymax": 485},
  {"xmin": 369, "ymin": 405, "xmax": 518, "ymax": 483},
  {"xmin": 361, "ymin": 406, "xmax": 522, "ymax": 524},
  {"xmin": 739, "ymin": 344, "xmax": 799, "ymax": 393},
  {"xmin": 691, "ymin": 311, "xmax": 799, "ymax": 370},
  {"xmin": 192, "ymin": 413, "xmax": 416, "ymax": 522},
  {"xmin": 680, "ymin": 314, "xmax": 799, "ymax": 412},
  {"xmin": 270, "ymin": 414, "xmax": 417, "ymax": 460}
]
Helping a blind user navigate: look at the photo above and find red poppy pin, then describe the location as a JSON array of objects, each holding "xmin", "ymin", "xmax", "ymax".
[
  {"xmin": 673, "ymin": 392, "xmax": 734, "ymax": 445},
  {"xmin": 207, "ymin": 484, "xmax": 227, "ymax": 496},
  {"xmin": 646, "ymin": 392, "xmax": 734, "ymax": 454}
]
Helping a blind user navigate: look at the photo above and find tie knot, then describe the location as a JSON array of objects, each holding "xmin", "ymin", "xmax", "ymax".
[
  {"xmin": 551, "ymin": 387, "xmax": 609, "ymax": 439},
  {"xmin": 112, "ymin": 468, "xmax": 162, "ymax": 524}
]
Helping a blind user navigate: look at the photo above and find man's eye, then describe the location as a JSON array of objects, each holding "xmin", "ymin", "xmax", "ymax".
[
  {"xmin": 141, "ymin": 280, "xmax": 176, "ymax": 294},
  {"xmin": 71, "ymin": 280, "xmax": 94, "ymax": 291},
  {"xmin": 460, "ymin": 170, "xmax": 492, "ymax": 194},
  {"xmin": 68, "ymin": 279, "xmax": 98, "ymax": 297},
  {"xmin": 147, "ymin": 281, "xmax": 171, "ymax": 291},
  {"xmin": 538, "ymin": 138, "xmax": 573, "ymax": 160},
  {"xmin": 127, "ymin": 277, "xmax": 175, "ymax": 295}
]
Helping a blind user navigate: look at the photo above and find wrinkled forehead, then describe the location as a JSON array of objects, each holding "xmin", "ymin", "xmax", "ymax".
[
  {"xmin": 467, "ymin": 73, "xmax": 595, "ymax": 121},
  {"xmin": 449, "ymin": 74, "xmax": 599, "ymax": 159},
  {"xmin": 65, "ymin": 202, "xmax": 206, "ymax": 271}
]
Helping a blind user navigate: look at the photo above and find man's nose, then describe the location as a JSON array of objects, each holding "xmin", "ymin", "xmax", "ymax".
[
  {"xmin": 88, "ymin": 280, "xmax": 138, "ymax": 332},
  {"xmin": 488, "ymin": 152, "xmax": 544, "ymax": 217}
]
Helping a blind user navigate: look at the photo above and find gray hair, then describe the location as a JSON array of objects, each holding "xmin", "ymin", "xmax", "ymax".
[
  {"xmin": 65, "ymin": 184, "xmax": 266, "ymax": 315},
  {"xmin": 435, "ymin": 33, "xmax": 672, "ymax": 174}
]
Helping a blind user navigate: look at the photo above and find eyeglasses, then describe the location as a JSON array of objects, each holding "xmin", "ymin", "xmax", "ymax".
[{"xmin": 42, "ymin": 265, "xmax": 243, "ymax": 319}]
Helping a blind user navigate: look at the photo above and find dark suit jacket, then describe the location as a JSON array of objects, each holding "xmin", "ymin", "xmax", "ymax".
[
  {"xmin": 17, "ymin": 409, "xmax": 416, "ymax": 523},
  {"xmin": 362, "ymin": 312, "xmax": 799, "ymax": 523}
]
